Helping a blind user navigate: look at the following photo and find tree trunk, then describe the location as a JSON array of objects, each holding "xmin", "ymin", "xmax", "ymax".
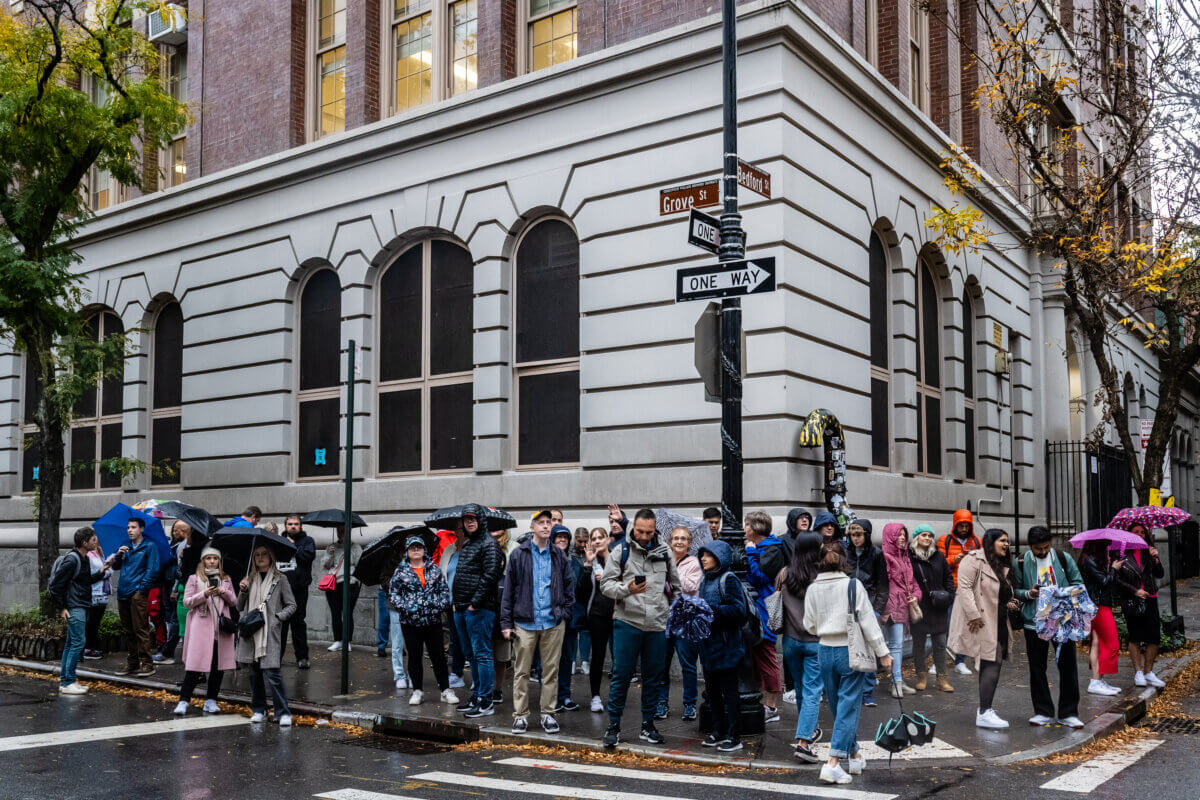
[{"xmin": 34, "ymin": 354, "xmax": 66, "ymax": 600}]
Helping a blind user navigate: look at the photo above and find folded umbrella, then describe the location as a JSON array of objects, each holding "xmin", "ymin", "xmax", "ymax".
[
  {"xmin": 302, "ymin": 509, "xmax": 368, "ymax": 528},
  {"xmin": 666, "ymin": 594, "xmax": 714, "ymax": 644},
  {"xmin": 210, "ymin": 526, "xmax": 297, "ymax": 577},
  {"xmin": 654, "ymin": 508, "xmax": 712, "ymax": 556},
  {"xmin": 155, "ymin": 500, "xmax": 224, "ymax": 540},
  {"xmin": 424, "ymin": 505, "xmax": 517, "ymax": 531},
  {"xmin": 93, "ymin": 503, "xmax": 173, "ymax": 568},
  {"xmin": 1109, "ymin": 505, "xmax": 1191, "ymax": 531},
  {"xmin": 355, "ymin": 524, "xmax": 436, "ymax": 586}
]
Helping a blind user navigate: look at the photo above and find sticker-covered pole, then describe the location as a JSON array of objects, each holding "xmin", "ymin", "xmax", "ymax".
[{"xmin": 341, "ymin": 340, "xmax": 355, "ymax": 696}]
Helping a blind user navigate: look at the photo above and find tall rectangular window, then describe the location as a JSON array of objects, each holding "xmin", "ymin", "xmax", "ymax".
[
  {"xmin": 868, "ymin": 233, "xmax": 890, "ymax": 468},
  {"xmin": 151, "ymin": 303, "xmax": 184, "ymax": 485},
  {"xmin": 86, "ymin": 77, "xmax": 124, "ymax": 210},
  {"xmin": 70, "ymin": 312, "xmax": 125, "ymax": 491},
  {"xmin": 962, "ymin": 293, "xmax": 976, "ymax": 481},
  {"xmin": 529, "ymin": 0, "xmax": 577, "ymax": 72},
  {"xmin": 909, "ymin": 0, "xmax": 929, "ymax": 113},
  {"xmin": 394, "ymin": 1, "xmax": 433, "ymax": 111},
  {"xmin": 315, "ymin": 0, "xmax": 347, "ymax": 138},
  {"xmin": 160, "ymin": 46, "xmax": 187, "ymax": 189},
  {"xmin": 915, "ymin": 262, "xmax": 942, "ymax": 476},
  {"xmin": 449, "ymin": 0, "xmax": 477, "ymax": 95}
]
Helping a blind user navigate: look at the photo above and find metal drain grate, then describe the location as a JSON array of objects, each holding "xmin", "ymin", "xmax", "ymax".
[{"xmin": 1140, "ymin": 716, "xmax": 1200, "ymax": 735}]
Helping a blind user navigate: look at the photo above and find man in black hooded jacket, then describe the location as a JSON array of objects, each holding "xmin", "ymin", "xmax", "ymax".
[{"xmin": 451, "ymin": 505, "xmax": 504, "ymax": 718}]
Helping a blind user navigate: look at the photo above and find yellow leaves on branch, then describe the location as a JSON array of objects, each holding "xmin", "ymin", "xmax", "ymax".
[{"xmin": 925, "ymin": 147, "xmax": 994, "ymax": 255}]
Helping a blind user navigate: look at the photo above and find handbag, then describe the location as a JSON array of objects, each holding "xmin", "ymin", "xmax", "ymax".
[
  {"xmin": 907, "ymin": 596, "xmax": 924, "ymax": 623},
  {"xmin": 846, "ymin": 578, "xmax": 877, "ymax": 672},
  {"xmin": 238, "ymin": 577, "xmax": 277, "ymax": 638},
  {"xmin": 317, "ymin": 573, "xmax": 337, "ymax": 592},
  {"xmin": 766, "ymin": 589, "xmax": 785, "ymax": 634},
  {"xmin": 930, "ymin": 589, "xmax": 953, "ymax": 611},
  {"xmin": 218, "ymin": 613, "xmax": 239, "ymax": 635}
]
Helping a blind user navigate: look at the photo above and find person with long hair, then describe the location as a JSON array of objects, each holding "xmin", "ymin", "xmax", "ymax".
[
  {"xmin": 948, "ymin": 528, "xmax": 1020, "ymax": 729},
  {"xmin": 908, "ymin": 525, "xmax": 954, "ymax": 692},
  {"xmin": 1120, "ymin": 523, "xmax": 1166, "ymax": 688},
  {"xmin": 583, "ymin": 526, "xmax": 616, "ymax": 713},
  {"xmin": 322, "ymin": 525, "xmax": 361, "ymax": 651},
  {"xmin": 880, "ymin": 523, "xmax": 920, "ymax": 697},
  {"xmin": 778, "ymin": 532, "xmax": 824, "ymax": 762},
  {"xmin": 804, "ymin": 543, "xmax": 891, "ymax": 785},
  {"xmin": 1078, "ymin": 540, "xmax": 1126, "ymax": 695},
  {"xmin": 174, "ymin": 547, "xmax": 237, "ymax": 715},
  {"xmin": 237, "ymin": 545, "xmax": 298, "ymax": 725}
]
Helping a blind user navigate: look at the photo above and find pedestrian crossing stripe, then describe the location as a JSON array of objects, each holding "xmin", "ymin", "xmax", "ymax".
[
  {"xmin": 315, "ymin": 791, "xmax": 425, "ymax": 800},
  {"xmin": 1040, "ymin": 738, "xmax": 1165, "ymax": 793},
  {"xmin": 811, "ymin": 737, "xmax": 972, "ymax": 761},
  {"xmin": 0, "ymin": 715, "xmax": 249, "ymax": 752}
]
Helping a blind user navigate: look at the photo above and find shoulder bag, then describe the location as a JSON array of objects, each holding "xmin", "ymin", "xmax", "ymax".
[
  {"xmin": 846, "ymin": 578, "xmax": 877, "ymax": 672},
  {"xmin": 237, "ymin": 577, "xmax": 277, "ymax": 638},
  {"xmin": 766, "ymin": 589, "xmax": 785, "ymax": 634}
]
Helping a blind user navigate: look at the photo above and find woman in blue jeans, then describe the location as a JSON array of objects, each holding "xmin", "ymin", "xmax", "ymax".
[
  {"xmin": 881, "ymin": 523, "xmax": 921, "ymax": 697},
  {"xmin": 804, "ymin": 543, "xmax": 892, "ymax": 786},
  {"xmin": 778, "ymin": 531, "xmax": 824, "ymax": 762}
]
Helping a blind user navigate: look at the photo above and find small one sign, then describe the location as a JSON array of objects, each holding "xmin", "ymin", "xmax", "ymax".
[
  {"xmin": 660, "ymin": 180, "xmax": 720, "ymax": 216},
  {"xmin": 737, "ymin": 160, "xmax": 772, "ymax": 198},
  {"xmin": 676, "ymin": 257, "xmax": 777, "ymax": 302},
  {"xmin": 687, "ymin": 208, "xmax": 721, "ymax": 254}
]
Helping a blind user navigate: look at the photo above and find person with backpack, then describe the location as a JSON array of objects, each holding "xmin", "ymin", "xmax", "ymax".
[
  {"xmin": 803, "ymin": 543, "xmax": 892, "ymax": 785},
  {"xmin": 599, "ymin": 508, "xmax": 682, "ymax": 747},
  {"xmin": 938, "ymin": 509, "xmax": 982, "ymax": 675},
  {"xmin": 49, "ymin": 527, "xmax": 105, "ymax": 696},
  {"xmin": 743, "ymin": 510, "xmax": 788, "ymax": 723},
  {"xmin": 696, "ymin": 539, "xmax": 749, "ymax": 752},
  {"xmin": 1011, "ymin": 526, "xmax": 1085, "ymax": 727}
]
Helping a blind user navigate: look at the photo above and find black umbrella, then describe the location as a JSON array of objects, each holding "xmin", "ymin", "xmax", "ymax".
[
  {"xmin": 302, "ymin": 509, "xmax": 368, "ymax": 528},
  {"xmin": 424, "ymin": 505, "xmax": 517, "ymax": 530},
  {"xmin": 157, "ymin": 500, "xmax": 223, "ymax": 539},
  {"xmin": 355, "ymin": 524, "xmax": 436, "ymax": 586},
  {"xmin": 210, "ymin": 526, "xmax": 298, "ymax": 575}
]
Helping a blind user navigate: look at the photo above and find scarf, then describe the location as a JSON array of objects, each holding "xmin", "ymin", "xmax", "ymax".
[
  {"xmin": 910, "ymin": 542, "xmax": 936, "ymax": 561},
  {"xmin": 204, "ymin": 567, "xmax": 219, "ymax": 577},
  {"xmin": 881, "ymin": 523, "xmax": 921, "ymax": 624},
  {"xmin": 247, "ymin": 569, "xmax": 276, "ymax": 660}
]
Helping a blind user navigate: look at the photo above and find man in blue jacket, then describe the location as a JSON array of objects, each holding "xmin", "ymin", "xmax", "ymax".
[
  {"xmin": 501, "ymin": 510, "xmax": 574, "ymax": 736},
  {"xmin": 111, "ymin": 517, "xmax": 160, "ymax": 677}
]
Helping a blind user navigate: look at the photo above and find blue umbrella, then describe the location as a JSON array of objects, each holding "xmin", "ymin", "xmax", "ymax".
[{"xmin": 93, "ymin": 503, "xmax": 172, "ymax": 567}]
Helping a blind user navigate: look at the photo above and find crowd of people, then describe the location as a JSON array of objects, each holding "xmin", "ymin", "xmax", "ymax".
[{"xmin": 46, "ymin": 503, "xmax": 1168, "ymax": 786}]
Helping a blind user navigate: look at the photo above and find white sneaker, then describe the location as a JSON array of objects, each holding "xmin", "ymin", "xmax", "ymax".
[
  {"xmin": 448, "ymin": 673, "xmax": 466, "ymax": 688},
  {"xmin": 58, "ymin": 682, "xmax": 87, "ymax": 696},
  {"xmin": 591, "ymin": 695, "xmax": 604, "ymax": 712},
  {"xmin": 1102, "ymin": 681, "xmax": 1122, "ymax": 694},
  {"xmin": 250, "ymin": 712, "xmax": 266, "ymax": 723},
  {"xmin": 1146, "ymin": 672, "xmax": 1166, "ymax": 688},
  {"xmin": 954, "ymin": 662, "xmax": 972, "ymax": 676},
  {"xmin": 848, "ymin": 753, "xmax": 866, "ymax": 775},
  {"xmin": 409, "ymin": 690, "xmax": 424, "ymax": 706},
  {"xmin": 781, "ymin": 689, "xmax": 797, "ymax": 705},
  {"xmin": 819, "ymin": 764, "xmax": 852, "ymax": 784},
  {"xmin": 1028, "ymin": 714, "xmax": 1054, "ymax": 726},
  {"xmin": 278, "ymin": 714, "xmax": 293, "ymax": 727},
  {"xmin": 395, "ymin": 676, "xmax": 411, "ymax": 690},
  {"xmin": 976, "ymin": 709, "xmax": 1009, "ymax": 729},
  {"xmin": 173, "ymin": 700, "xmax": 188, "ymax": 715},
  {"xmin": 327, "ymin": 641, "xmax": 342, "ymax": 652},
  {"xmin": 1088, "ymin": 679, "xmax": 1121, "ymax": 696},
  {"xmin": 928, "ymin": 665, "xmax": 938, "ymax": 675},
  {"xmin": 440, "ymin": 689, "xmax": 459, "ymax": 704},
  {"xmin": 203, "ymin": 700, "xmax": 219, "ymax": 714},
  {"xmin": 1134, "ymin": 671, "xmax": 1147, "ymax": 686},
  {"xmin": 580, "ymin": 661, "xmax": 590, "ymax": 675},
  {"xmin": 1059, "ymin": 716, "xmax": 1085, "ymax": 728}
]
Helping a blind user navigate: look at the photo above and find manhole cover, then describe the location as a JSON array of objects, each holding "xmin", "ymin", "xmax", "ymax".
[
  {"xmin": 332, "ymin": 732, "xmax": 455, "ymax": 754},
  {"xmin": 1140, "ymin": 716, "xmax": 1200, "ymax": 735}
]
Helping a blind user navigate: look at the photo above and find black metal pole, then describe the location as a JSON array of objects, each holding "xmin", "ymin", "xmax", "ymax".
[
  {"xmin": 341, "ymin": 340, "xmax": 356, "ymax": 696},
  {"xmin": 1013, "ymin": 466, "xmax": 1020, "ymax": 556}
]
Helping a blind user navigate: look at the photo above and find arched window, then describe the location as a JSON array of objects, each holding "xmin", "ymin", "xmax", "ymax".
[
  {"xmin": 377, "ymin": 239, "xmax": 474, "ymax": 474},
  {"xmin": 297, "ymin": 270, "xmax": 342, "ymax": 479},
  {"xmin": 915, "ymin": 261, "xmax": 942, "ymax": 475},
  {"xmin": 151, "ymin": 303, "xmax": 184, "ymax": 485},
  {"xmin": 514, "ymin": 219, "xmax": 579, "ymax": 466},
  {"xmin": 868, "ymin": 232, "xmax": 890, "ymax": 468},
  {"xmin": 962, "ymin": 291, "xmax": 976, "ymax": 481},
  {"xmin": 71, "ymin": 311, "xmax": 125, "ymax": 490}
]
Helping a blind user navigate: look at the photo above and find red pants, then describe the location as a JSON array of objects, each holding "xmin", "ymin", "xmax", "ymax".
[{"xmin": 1092, "ymin": 606, "xmax": 1119, "ymax": 676}]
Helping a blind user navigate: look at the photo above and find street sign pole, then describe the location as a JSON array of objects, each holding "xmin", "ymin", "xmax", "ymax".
[{"xmin": 341, "ymin": 339, "xmax": 355, "ymax": 696}]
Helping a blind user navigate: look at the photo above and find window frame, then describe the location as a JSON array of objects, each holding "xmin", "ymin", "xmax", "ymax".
[
  {"xmin": 866, "ymin": 0, "xmax": 879, "ymax": 67},
  {"xmin": 68, "ymin": 311, "xmax": 125, "ymax": 493},
  {"xmin": 520, "ymin": 0, "xmax": 578, "ymax": 75},
  {"xmin": 511, "ymin": 216, "xmax": 581, "ymax": 470},
  {"xmin": 83, "ymin": 74, "xmax": 128, "ymax": 211},
  {"xmin": 150, "ymin": 302, "xmax": 184, "ymax": 488},
  {"xmin": 295, "ymin": 268, "xmax": 344, "ymax": 482},
  {"xmin": 908, "ymin": 0, "xmax": 930, "ymax": 113},
  {"xmin": 961, "ymin": 291, "xmax": 977, "ymax": 482},
  {"xmin": 382, "ymin": 0, "xmax": 479, "ymax": 118},
  {"xmin": 158, "ymin": 44, "xmax": 187, "ymax": 190},
  {"xmin": 310, "ymin": 0, "xmax": 348, "ymax": 140},
  {"xmin": 374, "ymin": 238, "xmax": 475, "ymax": 477},
  {"xmin": 868, "ymin": 231, "xmax": 891, "ymax": 470},
  {"xmin": 915, "ymin": 260, "xmax": 942, "ymax": 477}
]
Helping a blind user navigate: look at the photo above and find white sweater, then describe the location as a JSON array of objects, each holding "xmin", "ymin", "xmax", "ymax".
[{"xmin": 802, "ymin": 572, "xmax": 889, "ymax": 656}]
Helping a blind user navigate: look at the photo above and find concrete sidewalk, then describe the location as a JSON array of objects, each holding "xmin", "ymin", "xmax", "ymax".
[{"xmin": 17, "ymin": 577, "xmax": 1200, "ymax": 770}]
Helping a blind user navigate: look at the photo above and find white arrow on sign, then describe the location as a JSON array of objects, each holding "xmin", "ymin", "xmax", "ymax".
[{"xmin": 684, "ymin": 264, "xmax": 771, "ymax": 294}]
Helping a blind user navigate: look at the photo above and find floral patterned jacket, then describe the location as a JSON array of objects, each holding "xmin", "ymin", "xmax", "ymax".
[{"xmin": 387, "ymin": 560, "xmax": 451, "ymax": 627}]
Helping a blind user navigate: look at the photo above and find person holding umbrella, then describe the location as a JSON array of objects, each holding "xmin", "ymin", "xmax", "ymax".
[
  {"xmin": 237, "ymin": 544, "xmax": 297, "ymax": 725},
  {"xmin": 174, "ymin": 547, "xmax": 237, "ymax": 715},
  {"xmin": 451, "ymin": 505, "xmax": 504, "ymax": 717},
  {"xmin": 321, "ymin": 525, "xmax": 362, "ymax": 651},
  {"xmin": 1120, "ymin": 522, "xmax": 1166, "ymax": 688},
  {"xmin": 278, "ymin": 515, "xmax": 316, "ymax": 669},
  {"xmin": 388, "ymin": 534, "xmax": 456, "ymax": 707},
  {"xmin": 110, "ymin": 517, "xmax": 161, "ymax": 677},
  {"xmin": 1076, "ymin": 536, "xmax": 1134, "ymax": 695}
]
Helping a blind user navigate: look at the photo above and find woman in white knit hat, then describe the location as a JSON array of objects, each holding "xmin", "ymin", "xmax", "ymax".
[{"xmin": 174, "ymin": 546, "xmax": 238, "ymax": 715}]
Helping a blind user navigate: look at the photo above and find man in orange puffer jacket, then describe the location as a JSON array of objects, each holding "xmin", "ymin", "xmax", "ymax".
[{"xmin": 937, "ymin": 509, "xmax": 981, "ymax": 675}]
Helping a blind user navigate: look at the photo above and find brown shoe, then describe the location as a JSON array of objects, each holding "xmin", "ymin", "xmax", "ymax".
[
  {"xmin": 915, "ymin": 676, "xmax": 927, "ymax": 691},
  {"xmin": 938, "ymin": 675, "xmax": 954, "ymax": 693}
]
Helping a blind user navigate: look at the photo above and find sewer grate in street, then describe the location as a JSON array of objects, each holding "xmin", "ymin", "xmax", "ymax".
[
  {"xmin": 1140, "ymin": 716, "xmax": 1200, "ymax": 735},
  {"xmin": 332, "ymin": 732, "xmax": 456, "ymax": 754}
]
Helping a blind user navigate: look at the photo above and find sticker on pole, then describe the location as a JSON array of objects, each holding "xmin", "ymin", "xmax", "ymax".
[{"xmin": 675, "ymin": 257, "xmax": 776, "ymax": 302}]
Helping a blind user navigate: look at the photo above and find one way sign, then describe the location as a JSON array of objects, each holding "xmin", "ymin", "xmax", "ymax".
[{"xmin": 675, "ymin": 257, "xmax": 776, "ymax": 302}]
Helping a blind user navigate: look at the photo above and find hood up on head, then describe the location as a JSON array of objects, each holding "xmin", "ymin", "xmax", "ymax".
[
  {"xmin": 698, "ymin": 539, "xmax": 734, "ymax": 573},
  {"xmin": 847, "ymin": 518, "xmax": 873, "ymax": 545},
  {"xmin": 812, "ymin": 510, "xmax": 841, "ymax": 538},
  {"xmin": 461, "ymin": 503, "xmax": 490, "ymax": 539},
  {"xmin": 786, "ymin": 508, "xmax": 813, "ymax": 536},
  {"xmin": 952, "ymin": 509, "xmax": 974, "ymax": 533}
]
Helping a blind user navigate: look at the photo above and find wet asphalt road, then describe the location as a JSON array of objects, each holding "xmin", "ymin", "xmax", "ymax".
[{"xmin": 0, "ymin": 673, "xmax": 1195, "ymax": 800}]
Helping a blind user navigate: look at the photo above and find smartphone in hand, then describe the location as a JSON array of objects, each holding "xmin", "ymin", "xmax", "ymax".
[{"xmin": 634, "ymin": 575, "xmax": 647, "ymax": 586}]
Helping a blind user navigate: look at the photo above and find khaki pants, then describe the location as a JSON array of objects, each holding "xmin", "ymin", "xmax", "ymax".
[
  {"xmin": 512, "ymin": 623, "xmax": 565, "ymax": 720},
  {"xmin": 118, "ymin": 592, "xmax": 153, "ymax": 670}
]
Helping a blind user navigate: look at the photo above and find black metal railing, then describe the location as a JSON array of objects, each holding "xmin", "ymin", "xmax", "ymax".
[{"xmin": 1045, "ymin": 441, "xmax": 1134, "ymax": 537}]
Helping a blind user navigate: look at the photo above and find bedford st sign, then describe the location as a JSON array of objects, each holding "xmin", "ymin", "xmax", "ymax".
[{"xmin": 676, "ymin": 257, "xmax": 777, "ymax": 302}]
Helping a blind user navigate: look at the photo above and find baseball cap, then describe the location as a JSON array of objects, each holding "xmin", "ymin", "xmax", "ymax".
[{"xmin": 531, "ymin": 509, "xmax": 553, "ymax": 522}]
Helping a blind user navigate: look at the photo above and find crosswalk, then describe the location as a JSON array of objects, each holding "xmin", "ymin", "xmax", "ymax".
[
  {"xmin": 1039, "ymin": 738, "xmax": 1165, "ymax": 793},
  {"xmin": 317, "ymin": 756, "xmax": 899, "ymax": 800},
  {"xmin": 0, "ymin": 715, "xmax": 249, "ymax": 752}
]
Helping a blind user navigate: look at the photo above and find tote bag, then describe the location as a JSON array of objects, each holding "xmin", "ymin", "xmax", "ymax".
[{"xmin": 846, "ymin": 578, "xmax": 877, "ymax": 672}]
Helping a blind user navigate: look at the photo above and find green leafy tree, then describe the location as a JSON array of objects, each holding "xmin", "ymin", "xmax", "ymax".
[{"xmin": 0, "ymin": 0, "xmax": 187, "ymax": 592}]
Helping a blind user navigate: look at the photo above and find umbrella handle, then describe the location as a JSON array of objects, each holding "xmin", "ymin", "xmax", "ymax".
[{"xmin": 245, "ymin": 534, "xmax": 257, "ymax": 580}]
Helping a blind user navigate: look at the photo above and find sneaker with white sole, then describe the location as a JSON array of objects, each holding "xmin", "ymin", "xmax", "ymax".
[
  {"xmin": 440, "ymin": 689, "xmax": 459, "ymax": 705},
  {"xmin": 327, "ymin": 641, "xmax": 342, "ymax": 652},
  {"xmin": 1028, "ymin": 714, "xmax": 1054, "ymax": 726},
  {"xmin": 781, "ymin": 689, "xmax": 797, "ymax": 705},
  {"xmin": 59, "ymin": 683, "xmax": 88, "ymax": 696},
  {"xmin": 250, "ymin": 712, "xmax": 266, "ymax": 723},
  {"xmin": 819, "ymin": 764, "xmax": 852, "ymax": 785},
  {"xmin": 763, "ymin": 705, "xmax": 780, "ymax": 723},
  {"xmin": 591, "ymin": 695, "xmax": 604, "ymax": 713},
  {"xmin": 203, "ymin": 700, "xmax": 219, "ymax": 714},
  {"xmin": 395, "ymin": 676, "xmax": 411, "ymax": 690},
  {"xmin": 928, "ymin": 665, "xmax": 938, "ymax": 675},
  {"xmin": 1059, "ymin": 716, "xmax": 1085, "ymax": 728},
  {"xmin": 954, "ymin": 662, "xmax": 972, "ymax": 676},
  {"xmin": 278, "ymin": 715, "xmax": 292, "ymax": 727},
  {"xmin": 1088, "ymin": 678, "xmax": 1121, "ymax": 695},
  {"xmin": 1134, "ymin": 671, "xmax": 1147, "ymax": 686},
  {"xmin": 848, "ymin": 754, "xmax": 866, "ymax": 775},
  {"xmin": 173, "ymin": 700, "xmax": 189, "ymax": 714},
  {"xmin": 541, "ymin": 715, "xmax": 560, "ymax": 734},
  {"xmin": 580, "ymin": 661, "xmax": 590, "ymax": 675},
  {"xmin": 1146, "ymin": 672, "xmax": 1166, "ymax": 688},
  {"xmin": 409, "ymin": 690, "xmax": 424, "ymax": 706},
  {"xmin": 976, "ymin": 709, "xmax": 1009, "ymax": 729},
  {"xmin": 448, "ymin": 673, "xmax": 466, "ymax": 688},
  {"xmin": 512, "ymin": 717, "xmax": 528, "ymax": 734},
  {"xmin": 717, "ymin": 738, "xmax": 743, "ymax": 752}
]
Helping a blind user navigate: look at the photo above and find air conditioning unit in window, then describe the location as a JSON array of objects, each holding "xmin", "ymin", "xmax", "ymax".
[{"xmin": 148, "ymin": 4, "xmax": 187, "ymax": 46}]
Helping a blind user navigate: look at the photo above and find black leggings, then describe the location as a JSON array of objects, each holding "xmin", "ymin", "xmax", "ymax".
[
  {"xmin": 401, "ymin": 622, "xmax": 450, "ymax": 692},
  {"xmin": 85, "ymin": 605, "xmax": 106, "ymax": 650},
  {"xmin": 179, "ymin": 646, "xmax": 224, "ymax": 703},
  {"xmin": 706, "ymin": 666, "xmax": 741, "ymax": 741},
  {"xmin": 978, "ymin": 659, "xmax": 1002, "ymax": 712},
  {"xmin": 587, "ymin": 616, "xmax": 613, "ymax": 697}
]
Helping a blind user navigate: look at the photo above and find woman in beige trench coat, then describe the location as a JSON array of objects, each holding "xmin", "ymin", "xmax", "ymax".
[{"xmin": 947, "ymin": 529, "xmax": 1021, "ymax": 730}]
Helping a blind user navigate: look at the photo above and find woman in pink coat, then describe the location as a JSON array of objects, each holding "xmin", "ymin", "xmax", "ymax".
[
  {"xmin": 174, "ymin": 546, "xmax": 238, "ymax": 715},
  {"xmin": 881, "ymin": 523, "xmax": 922, "ymax": 697}
]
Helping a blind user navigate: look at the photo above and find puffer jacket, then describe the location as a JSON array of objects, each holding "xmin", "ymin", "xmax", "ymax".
[
  {"xmin": 909, "ymin": 543, "xmax": 954, "ymax": 635},
  {"xmin": 696, "ymin": 540, "xmax": 748, "ymax": 671},
  {"xmin": 846, "ymin": 519, "xmax": 888, "ymax": 616},
  {"xmin": 600, "ymin": 531, "xmax": 681, "ymax": 632},
  {"xmin": 388, "ymin": 561, "xmax": 451, "ymax": 627},
  {"xmin": 451, "ymin": 507, "xmax": 504, "ymax": 612}
]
